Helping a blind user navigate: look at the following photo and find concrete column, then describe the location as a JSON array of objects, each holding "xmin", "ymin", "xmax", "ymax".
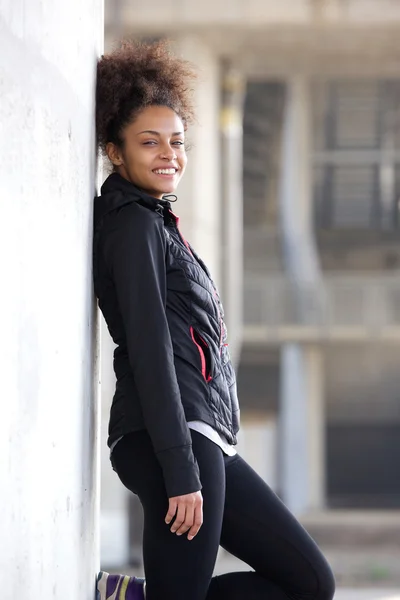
[
  {"xmin": 279, "ymin": 77, "xmax": 320, "ymax": 288},
  {"xmin": 100, "ymin": 318, "xmax": 130, "ymax": 568},
  {"xmin": 278, "ymin": 77, "xmax": 325, "ymax": 514},
  {"xmin": 220, "ymin": 62, "xmax": 245, "ymax": 368},
  {"xmin": 172, "ymin": 35, "xmax": 222, "ymax": 289},
  {"xmin": 0, "ymin": 1, "xmax": 103, "ymax": 598},
  {"xmin": 279, "ymin": 344, "xmax": 325, "ymax": 514}
]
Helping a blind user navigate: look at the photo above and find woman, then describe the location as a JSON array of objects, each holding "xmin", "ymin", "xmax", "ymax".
[{"xmin": 93, "ymin": 41, "xmax": 335, "ymax": 600}]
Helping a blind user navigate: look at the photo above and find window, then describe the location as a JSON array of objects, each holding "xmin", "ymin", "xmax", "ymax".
[{"xmin": 313, "ymin": 80, "xmax": 400, "ymax": 230}]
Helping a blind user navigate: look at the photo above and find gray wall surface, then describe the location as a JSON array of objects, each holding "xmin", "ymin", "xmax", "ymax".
[{"xmin": 0, "ymin": 1, "xmax": 103, "ymax": 598}]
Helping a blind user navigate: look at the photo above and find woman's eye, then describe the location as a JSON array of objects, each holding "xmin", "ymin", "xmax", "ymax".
[{"xmin": 142, "ymin": 140, "xmax": 184, "ymax": 146}]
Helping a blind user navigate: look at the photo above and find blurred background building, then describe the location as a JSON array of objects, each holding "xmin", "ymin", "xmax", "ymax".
[{"xmin": 100, "ymin": 0, "xmax": 400, "ymax": 587}]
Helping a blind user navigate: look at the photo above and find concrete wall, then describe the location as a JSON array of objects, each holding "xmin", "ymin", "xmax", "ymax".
[
  {"xmin": 0, "ymin": 1, "xmax": 103, "ymax": 598},
  {"xmin": 100, "ymin": 318, "xmax": 130, "ymax": 568}
]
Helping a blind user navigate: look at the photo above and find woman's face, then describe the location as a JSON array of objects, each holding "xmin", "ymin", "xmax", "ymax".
[{"xmin": 107, "ymin": 105, "xmax": 187, "ymax": 199}]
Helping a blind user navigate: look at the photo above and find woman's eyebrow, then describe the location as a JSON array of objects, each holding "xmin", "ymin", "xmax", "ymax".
[{"xmin": 137, "ymin": 130, "xmax": 184, "ymax": 136}]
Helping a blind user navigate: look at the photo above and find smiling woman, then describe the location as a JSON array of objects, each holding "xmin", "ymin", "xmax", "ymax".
[
  {"xmin": 96, "ymin": 40, "xmax": 195, "ymax": 198},
  {"xmin": 94, "ymin": 40, "xmax": 335, "ymax": 600}
]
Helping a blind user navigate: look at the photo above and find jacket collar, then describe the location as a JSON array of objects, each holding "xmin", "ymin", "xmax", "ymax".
[{"xmin": 94, "ymin": 172, "xmax": 174, "ymax": 227}]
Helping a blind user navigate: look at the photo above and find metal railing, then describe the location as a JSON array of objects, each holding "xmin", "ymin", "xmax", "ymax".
[{"xmin": 243, "ymin": 274, "xmax": 400, "ymax": 343}]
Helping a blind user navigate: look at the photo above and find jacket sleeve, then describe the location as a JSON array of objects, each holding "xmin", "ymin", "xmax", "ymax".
[{"xmin": 103, "ymin": 205, "xmax": 201, "ymax": 498}]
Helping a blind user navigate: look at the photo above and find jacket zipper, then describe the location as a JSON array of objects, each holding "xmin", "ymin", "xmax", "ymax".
[
  {"xmin": 170, "ymin": 210, "xmax": 224, "ymax": 353},
  {"xmin": 171, "ymin": 211, "xmax": 193, "ymax": 255},
  {"xmin": 212, "ymin": 289, "xmax": 224, "ymax": 350}
]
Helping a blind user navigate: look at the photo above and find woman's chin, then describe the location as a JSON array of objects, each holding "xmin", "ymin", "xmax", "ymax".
[{"xmin": 159, "ymin": 184, "xmax": 177, "ymax": 196}]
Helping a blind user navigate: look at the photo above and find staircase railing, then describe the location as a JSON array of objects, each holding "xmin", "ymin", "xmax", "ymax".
[{"xmin": 243, "ymin": 274, "xmax": 400, "ymax": 342}]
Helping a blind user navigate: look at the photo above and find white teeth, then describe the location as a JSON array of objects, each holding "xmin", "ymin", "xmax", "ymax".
[{"xmin": 154, "ymin": 168, "xmax": 176, "ymax": 175}]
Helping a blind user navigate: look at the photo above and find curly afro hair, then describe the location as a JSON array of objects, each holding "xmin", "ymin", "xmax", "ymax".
[{"xmin": 96, "ymin": 39, "xmax": 197, "ymax": 155}]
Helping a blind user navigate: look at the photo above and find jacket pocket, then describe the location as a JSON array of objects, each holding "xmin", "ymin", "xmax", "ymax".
[{"xmin": 190, "ymin": 326, "xmax": 213, "ymax": 383}]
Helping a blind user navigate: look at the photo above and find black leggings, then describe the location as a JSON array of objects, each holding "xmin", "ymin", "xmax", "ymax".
[{"xmin": 112, "ymin": 429, "xmax": 335, "ymax": 600}]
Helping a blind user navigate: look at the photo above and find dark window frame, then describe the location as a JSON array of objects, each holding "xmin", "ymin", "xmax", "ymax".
[{"xmin": 313, "ymin": 79, "xmax": 400, "ymax": 231}]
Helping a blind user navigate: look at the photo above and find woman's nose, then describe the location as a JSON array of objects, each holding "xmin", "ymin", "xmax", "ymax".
[{"xmin": 160, "ymin": 147, "xmax": 176, "ymax": 160}]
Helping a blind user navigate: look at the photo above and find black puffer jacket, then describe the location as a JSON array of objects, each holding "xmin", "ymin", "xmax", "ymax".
[{"xmin": 93, "ymin": 173, "xmax": 240, "ymax": 497}]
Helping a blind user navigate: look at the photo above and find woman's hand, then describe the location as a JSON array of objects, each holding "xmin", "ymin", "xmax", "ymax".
[{"xmin": 165, "ymin": 490, "xmax": 203, "ymax": 541}]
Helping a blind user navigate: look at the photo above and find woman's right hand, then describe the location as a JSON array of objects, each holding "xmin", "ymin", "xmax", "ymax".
[{"xmin": 165, "ymin": 490, "xmax": 203, "ymax": 541}]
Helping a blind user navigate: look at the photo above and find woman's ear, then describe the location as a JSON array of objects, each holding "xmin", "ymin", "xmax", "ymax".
[{"xmin": 106, "ymin": 142, "xmax": 124, "ymax": 167}]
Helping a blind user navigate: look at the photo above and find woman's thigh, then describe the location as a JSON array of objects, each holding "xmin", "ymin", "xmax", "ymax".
[
  {"xmin": 220, "ymin": 454, "xmax": 335, "ymax": 600},
  {"xmin": 112, "ymin": 430, "xmax": 226, "ymax": 600}
]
